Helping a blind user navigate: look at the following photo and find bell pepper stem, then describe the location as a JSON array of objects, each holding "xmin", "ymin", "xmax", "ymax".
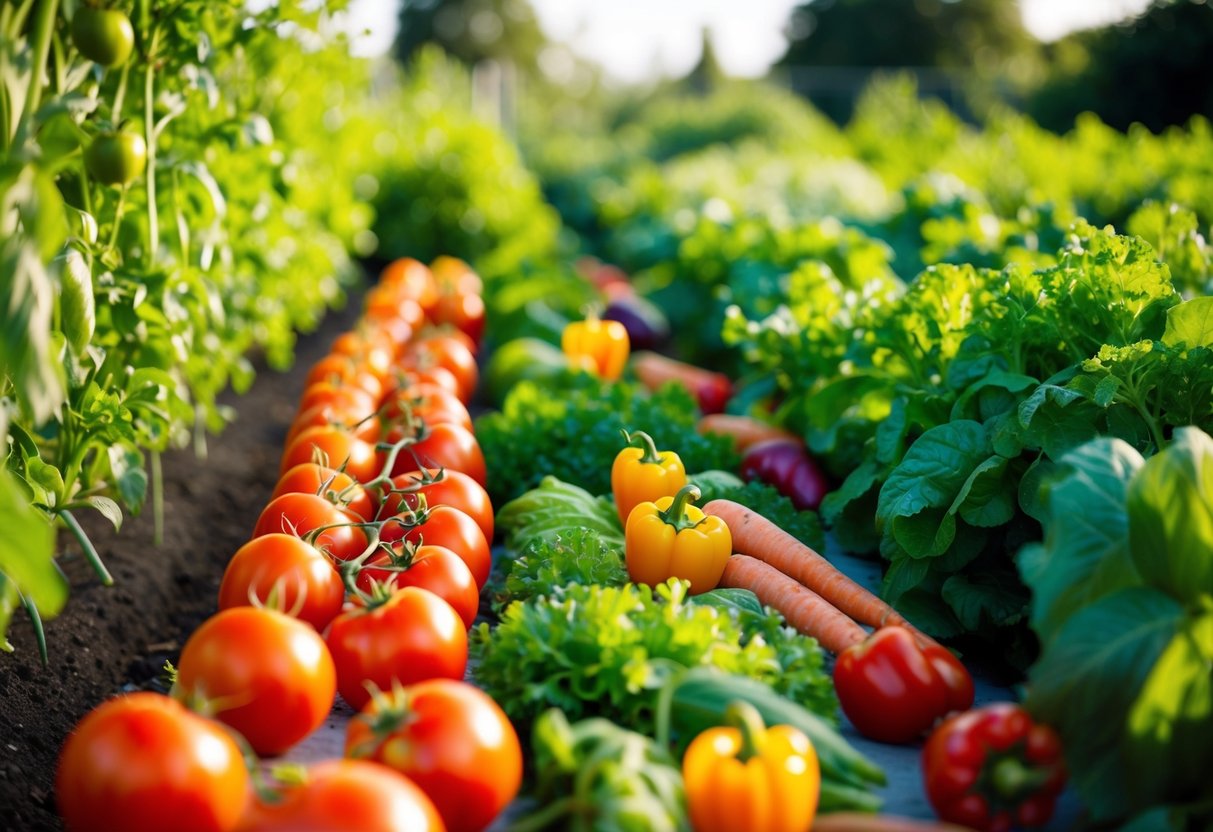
[
  {"xmin": 658, "ymin": 484, "xmax": 703, "ymax": 532},
  {"xmin": 724, "ymin": 701, "xmax": 767, "ymax": 763},
  {"xmin": 990, "ymin": 756, "xmax": 1054, "ymax": 801},
  {"xmin": 622, "ymin": 429, "xmax": 663, "ymax": 465}
]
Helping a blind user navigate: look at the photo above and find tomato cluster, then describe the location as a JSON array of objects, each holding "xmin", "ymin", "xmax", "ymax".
[{"xmin": 55, "ymin": 258, "xmax": 520, "ymax": 832}]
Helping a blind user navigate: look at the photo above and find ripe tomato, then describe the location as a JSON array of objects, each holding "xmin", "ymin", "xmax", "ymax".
[
  {"xmin": 325, "ymin": 586, "xmax": 467, "ymax": 712},
  {"xmin": 296, "ymin": 382, "xmax": 377, "ymax": 418},
  {"xmin": 431, "ymin": 291, "xmax": 485, "ymax": 347},
  {"xmin": 218, "ymin": 534, "xmax": 345, "ymax": 632},
  {"xmin": 379, "ymin": 257, "xmax": 439, "ymax": 311},
  {"xmin": 57, "ymin": 693, "xmax": 249, "ymax": 832},
  {"xmin": 253, "ymin": 492, "xmax": 368, "ymax": 562},
  {"xmin": 365, "ymin": 291, "xmax": 426, "ymax": 335},
  {"xmin": 400, "ymin": 336, "xmax": 478, "ymax": 403},
  {"xmin": 356, "ymin": 544, "xmax": 479, "ymax": 629},
  {"xmin": 345, "ymin": 680, "xmax": 521, "ymax": 832},
  {"xmin": 381, "ymin": 384, "xmax": 472, "ymax": 433},
  {"xmin": 285, "ymin": 406, "xmax": 381, "ymax": 455},
  {"xmin": 330, "ymin": 331, "xmax": 396, "ymax": 381},
  {"xmin": 381, "ymin": 504, "xmax": 491, "ymax": 589},
  {"xmin": 84, "ymin": 131, "xmax": 146, "ymax": 186},
  {"xmin": 280, "ymin": 425, "xmax": 380, "ymax": 483},
  {"xmin": 383, "ymin": 468, "xmax": 493, "ymax": 542},
  {"xmin": 238, "ymin": 759, "xmax": 443, "ymax": 832},
  {"xmin": 305, "ymin": 355, "xmax": 384, "ymax": 402},
  {"xmin": 271, "ymin": 463, "xmax": 376, "ymax": 522},
  {"xmin": 389, "ymin": 366, "xmax": 462, "ymax": 398},
  {"xmin": 71, "ymin": 8, "xmax": 135, "ymax": 67},
  {"xmin": 384, "ymin": 422, "xmax": 485, "ymax": 485},
  {"xmin": 430, "ymin": 255, "xmax": 483, "ymax": 296},
  {"xmin": 176, "ymin": 607, "xmax": 336, "ymax": 757}
]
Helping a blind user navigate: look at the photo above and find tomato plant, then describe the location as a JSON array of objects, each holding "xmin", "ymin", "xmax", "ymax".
[
  {"xmin": 70, "ymin": 8, "xmax": 135, "ymax": 67},
  {"xmin": 252, "ymin": 492, "xmax": 368, "ymax": 563},
  {"xmin": 280, "ymin": 426, "xmax": 380, "ymax": 483},
  {"xmin": 381, "ymin": 504, "xmax": 491, "ymax": 588},
  {"xmin": 56, "ymin": 693, "xmax": 250, "ymax": 832},
  {"xmin": 218, "ymin": 534, "xmax": 345, "ymax": 632},
  {"xmin": 381, "ymin": 383, "xmax": 473, "ymax": 433},
  {"xmin": 356, "ymin": 543, "xmax": 480, "ymax": 629},
  {"xmin": 385, "ymin": 422, "xmax": 486, "ymax": 485},
  {"xmin": 383, "ymin": 467, "xmax": 494, "ymax": 541},
  {"xmin": 272, "ymin": 463, "xmax": 377, "ymax": 522},
  {"xmin": 400, "ymin": 335, "xmax": 479, "ymax": 403},
  {"xmin": 346, "ymin": 680, "xmax": 522, "ymax": 832},
  {"xmin": 325, "ymin": 586, "xmax": 468, "ymax": 712},
  {"xmin": 175, "ymin": 607, "xmax": 336, "ymax": 756},
  {"xmin": 84, "ymin": 131, "xmax": 147, "ymax": 186}
]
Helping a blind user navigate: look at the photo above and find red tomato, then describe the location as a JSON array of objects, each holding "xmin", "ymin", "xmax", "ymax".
[
  {"xmin": 382, "ymin": 422, "xmax": 485, "ymax": 485},
  {"xmin": 380, "ymin": 257, "xmax": 439, "ymax": 311},
  {"xmin": 381, "ymin": 384, "xmax": 472, "ymax": 433},
  {"xmin": 296, "ymin": 383, "xmax": 377, "ymax": 418},
  {"xmin": 430, "ymin": 255, "xmax": 482, "ymax": 296},
  {"xmin": 176, "ymin": 607, "xmax": 336, "ymax": 757},
  {"xmin": 238, "ymin": 759, "xmax": 444, "ymax": 832},
  {"xmin": 280, "ymin": 425, "xmax": 380, "ymax": 483},
  {"xmin": 380, "ymin": 504, "xmax": 491, "ymax": 589},
  {"xmin": 305, "ymin": 355, "xmax": 384, "ymax": 402},
  {"xmin": 330, "ymin": 331, "xmax": 396, "ymax": 381},
  {"xmin": 388, "ymin": 366, "xmax": 462, "ymax": 398},
  {"xmin": 345, "ymin": 680, "xmax": 521, "ymax": 832},
  {"xmin": 365, "ymin": 292, "xmax": 426, "ymax": 334},
  {"xmin": 356, "ymin": 544, "xmax": 479, "ymax": 629},
  {"xmin": 271, "ymin": 463, "xmax": 376, "ymax": 522},
  {"xmin": 383, "ymin": 468, "xmax": 493, "ymax": 542},
  {"xmin": 400, "ymin": 336, "xmax": 478, "ymax": 403},
  {"xmin": 218, "ymin": 534, "xmax": 346, "ymax": 632},
  {"xmin": 253, "ymin": 492, "xmax": 368, "ymax": 562},
  {"xmin": 57, "ymin": 693, "xmax": 250, "ymax": 832},
  {"xmin": 286, "ymin": 403, "xmax": 380, "ymax": 447},
  {"xmin": 325, "ymin": 586, "xmax": 468, "ymax": 712},
  {"xmin": 431, "ymin": 291, "xmax": 485, "ymax": 347}
]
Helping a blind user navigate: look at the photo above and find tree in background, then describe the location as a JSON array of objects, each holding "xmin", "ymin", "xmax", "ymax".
[
  {"xmin": 395, "ymin": 0, "xmax": 547, "ymax": 72},
  {"xmin": 1028, "ymin": 0, "xmax": 1213, "ymax": 133}
]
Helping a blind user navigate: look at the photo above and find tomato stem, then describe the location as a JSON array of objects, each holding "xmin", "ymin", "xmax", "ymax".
[
  {"xmin": 14, "ymin": 0, "xmax": 58, "ymax": 147},
  {"xmin": 18, "ymin": 590, "xmax": 48, "ymax": 667},
  {"xmin": 61, "ymin": 508, "xmax": 113, "ymax": 586}
]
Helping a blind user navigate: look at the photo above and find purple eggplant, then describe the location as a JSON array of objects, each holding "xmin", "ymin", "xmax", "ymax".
[
  {"xmin": 740, "ymin": 440, "xmax": 830, "ymax": 511},
  {"xmin": 602, "ymin": 294, "xmax": 670, "ymax": 351}
]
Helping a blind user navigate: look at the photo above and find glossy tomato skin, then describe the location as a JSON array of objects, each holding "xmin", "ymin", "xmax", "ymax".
[
  {"xmin": 381, "ymin": 383, "xmax": 473, "ymax": 433},
  {"xmin": 176, "ymin": 607, "xmax": 336, "ymax": 757},
  {"xmin": 431, "ymin": 291, "xmax": 485, "ymax": 347},
  {"xmin": 287, "ymin": 403, "xmax": 381, "ymax": 447},
  {"xmin": 325, "ymin": 586, "xmax": 468, "ymax": 712},
  {"xmin": 71, "ymin": 8, "xmax": 136, "ymax": 67},
  {"xmin": 305, "ymin": 355, "xmax": 384, "ymax": 402},
  {"xmin": 379, "ymin": 258, "xmax": 439, "ymax": 309},
  {"xmin": 271, "ymin": 463, "xmax": 376, "ymax": 522},
  {"xmin": 356, "ymin": 544, "xmax": 479, "ymax": 629},
  {"xmin": 84, "ymin": 131, "xmax": 146, "ymax": 186},
  {"xmin": 238, "ymin": 759, "xmax": 444, "ymax": 832},
  {"xmin": 280, "ymin": 426, "xmax": 380, "ymax": 483},
  {"xmin": 253, "ymin": 492, "xmax": 368, "ymax": 562},
  {"xmin": 390, "ymin": 366, "xmax": 462, "ymax": 398},
  {"xmin": 380, "ymin": 504, "xmax": 491, "ymax": 589},
  {"xmin": 401, "ymin": 336, "xmax": 478, "ymax": 403},
  {"xmin": 218, "ymin": 534, "xmax": 345, "ymax": 633},
  {"xmin": 346, "ymin": 680, "xmax": 521, "ymax": 832},
  {"xmin": 387, "ymin": 422, "xmax": 486, "ymax": 485},
  {"xmin": 833, "ymin": 626, "xmax": 952, "ymax": 744},
  {"xmin": 384, "ymin": 468, "xmax": 494, "ymax": 542},
  {"xmin": 57, "ymin": 692, "xmax": 250, "ymax": 832}
]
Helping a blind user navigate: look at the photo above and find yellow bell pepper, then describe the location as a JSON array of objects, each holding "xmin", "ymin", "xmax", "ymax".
[
  {"xmin": 561, "ymin": 316, "xmax": 629, "ymax": 380},
  {"xmin": 624, "ymin": 484, "xmax": 730, "ymax": 595},
  {"xmin": 683, "ymin": 702, "xmax": 820, "ymax": 832},
  {"xmin": 611, "ymin": 430, "xmax": 687, "ymax": 524}
]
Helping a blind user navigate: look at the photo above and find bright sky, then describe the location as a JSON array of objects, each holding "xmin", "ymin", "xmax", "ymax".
[{"xmin": 341, "ymin": 0, "xmax": 1156, "ymax": 82}]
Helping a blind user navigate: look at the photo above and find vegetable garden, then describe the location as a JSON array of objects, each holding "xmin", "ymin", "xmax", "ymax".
[{"xmin": 3, "ymin": 1, "xmax": 1213, "ymax": 831}]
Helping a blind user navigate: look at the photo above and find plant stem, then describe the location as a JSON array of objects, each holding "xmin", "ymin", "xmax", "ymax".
[
  {"xmin": 19, "ymin": 591, "xmax": 48, "ymax": 667},
  {"xmin": 143, "ymin": 46, "xmax": 158, "ymax": 266},
  {"xmin": 61, "ymin": 509, "xmax": 114, "ymax": 586},
  {"xmin": 151, "ymin": 449, "xmax": 163, "ymax": 545},
  {"xmin": 107, "ymin": 186, "xmax": 128, "ymax": 251},
  {"xmin": 14, "ymin": 0, "xmax": 59, "ymax": 147}
]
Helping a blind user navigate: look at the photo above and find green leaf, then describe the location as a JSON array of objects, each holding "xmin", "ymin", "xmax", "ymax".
[
  {"xmin": 953, "ymin": 455, "xmax": 1016, "ymax": 528},
  {"xmin": 0, "ymin": 469, "xmax": 65, "ymax": 622},
  {"xmin": 1162, "ymin": 296, "xmax": 1213, "ymax": 349},
  {"xmin": 1126, "ymin": 427, "xmax": 1213, "ymax": 604},
  {"xmin": 1021, "ymin": 437, "xmax": 1145, "ymax": 643},
  {"xmin": 83, "ymin": 496, "xmax": 123, "ymax": 532},
  {"xmin": 941, "ymin": 571, "xmax": 1027, "ymax": 631},
  {"xmin": 891, "ymin": 507, "xmax": 955, "ymax": 558},
  {"xmin": 881, "ymin": 554, "xmax": 930, "ymax": 606},
  {"xmin": 0, "ymin": 574, "xmax": 18, "ymax": 652},
  {"xmin": 108, "ymin": 445, "xmax": 148, "ymax": 513},
  {"xmin": 876, "ymin": 420, "xmax": 988, "ymax": 526},
  {"xmin": 25, "ymin": 457, "xmax": 64, "ymax": 506},
  {"xmin": 1027, "ymin": 587, "xmax": 1183, "ymax": 821},
  {"xmin": 950, "ymin": 370, "xmax": 1038, "ymax": 422}
]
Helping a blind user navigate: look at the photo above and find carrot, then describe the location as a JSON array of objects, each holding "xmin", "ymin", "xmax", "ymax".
[
  {"xmin": 631, "ymin": 351, "xmax": 733, "ymax": 414},
  {"xmin": 705, "ymin": 499, "xmax": 937, "ymax": 651},
  {"xmin": 720, "ymin": 555, "xmax": 867, "ymax": 655},
  {"xmin": 696, "ymin": 414, "xmax": 801, "ymax": 452},
  {"xmin": 812, "ymin": 813, "xmax": 978, "ymax": 832}
]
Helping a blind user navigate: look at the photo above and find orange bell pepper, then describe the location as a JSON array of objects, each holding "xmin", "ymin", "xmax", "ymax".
[
  {"xmin": 624, "ymin": 484, "xmax": 731, "ymax": 595},
  {"xmin": 611, "ymin": 430, "xmax": 687, "ymax": 524},
  {"xmin": 683, "ymin": 701, "xmax": 820, "ymax": 832},
  {"xmin": 561, "ymin": 316, "xmax": 629, "ymax": 380}
]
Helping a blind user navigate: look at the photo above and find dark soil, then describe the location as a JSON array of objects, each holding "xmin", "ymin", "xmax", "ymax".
[{"xmin": 0, "ymin": 298, "xmax": 361, "ymax": 831}]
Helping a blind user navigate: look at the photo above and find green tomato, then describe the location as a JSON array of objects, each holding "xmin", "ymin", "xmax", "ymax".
[
  {"xmin": 85, "ymin": 131, "xmax": 147, "ymax": 186},
  {"xmin": 71, "ymin": 8, "xmax": 135, "ymax": 67}
]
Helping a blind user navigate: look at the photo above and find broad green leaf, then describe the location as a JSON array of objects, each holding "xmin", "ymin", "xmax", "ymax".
[
  {"xmin": 84, "ymin": 496, "xmax": 123, "ymax": 532},
  {"xmin": 876, "ymin": 420, "xmax": 988, "ymax": 525},
  {"xmin": 1125, "ymin": 611, "xmax": 1213, "ymax": 812},
  {"xmin": 1162, "ymin": 296, "xmax": 1213, "ymax": 349},
  {"xmin": 1126, "ymin": 427, "xmax": 1213, "ymax": 604},
  {"xmin": 881, "ymin": 555, "xmax": 930, "ymax": 606},
  {"xmin": 893, "ymin": 588, "xmax": 963, "ymax": 639},
  {"xmin": 0, "ymin": 574, "xmax": 18, "ymax": 652},
  {"xmin": 25, "ymin": 458, "xmax": 64, "ymax": 506},
  {"xmin": 953, "ymin": 455, "xmax": 1016, "ymax": 528},
  {"xmin": 949, "ymin": 370, "xmax": 1038, "ymax": 422},
  {"xmin": 941, "ymin": 572, "xmax": 1028, "ymax": 631},
  {"xmin": 1027, "ymin": 587, "xmax": 1183, "ymax": 821},
  {"xmin": 1022, "ymin": 437, "xmax": 1145, "ymax": 642},
  {"xmin": 0, "ymin": 469, "xmax": 65, "ymax": 618},
  {"xmin": 108, "ymin": 445, "xmax": 148, "ymax": 513},
  {"xmin": 891, "ymin": 507, "xmax": 955, "ymax": 558}
]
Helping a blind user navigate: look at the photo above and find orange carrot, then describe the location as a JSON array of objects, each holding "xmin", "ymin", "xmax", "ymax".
[
  {"xmin": 705, "ymin": 499, "xmax": 937, "ymax": 650},
  {"xmin": 812, "ymin": 813, "xmax": 978, "ymax": 832},
  {"xmin": 696, "ymin": 414, "xmax": 801, "ymax": 452},
  {"xmin": 632, "ymin": 351, "xmax": 733, "ymax": 414},
  {"xmin": 720, "ymin": 555, "xmax": 867, "ymax": 655}
]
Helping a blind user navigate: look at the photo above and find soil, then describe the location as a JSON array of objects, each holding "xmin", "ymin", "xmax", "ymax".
[{"xmin": 0, "ymin": 296, "xmax": 362, "ymax": 831}]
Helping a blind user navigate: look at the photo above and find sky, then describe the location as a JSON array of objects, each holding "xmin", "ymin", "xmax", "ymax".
[{"xmin": 341, "ymin": 0, "xmax": 1157, "ymax": 82}]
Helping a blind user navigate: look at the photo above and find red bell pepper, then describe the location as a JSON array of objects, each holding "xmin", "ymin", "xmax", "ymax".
[
  {"xmin": 833, "ymin": 626, "xmax": 974, "ymax": 744},
  {"xmin": 923, "ymin": 703, "xmax": 1067, "ymax": 832}
]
